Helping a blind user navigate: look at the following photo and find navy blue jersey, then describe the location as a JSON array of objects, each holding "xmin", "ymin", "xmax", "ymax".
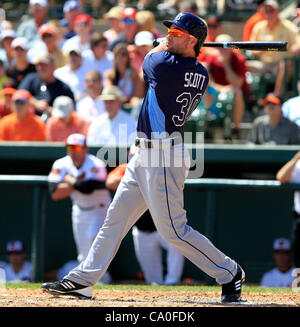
[{"xmin": 137, "ymin": 51, "xmax": 208, "ymax": 139}]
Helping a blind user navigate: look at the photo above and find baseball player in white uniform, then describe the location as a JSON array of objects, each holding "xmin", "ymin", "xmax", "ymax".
[
  {"xmin": 42, "ymin": 13, "xmax": 245, "ymax": 302},
  {"xmin": 48, "ymin": 133, "xmax": 112, "ymax": 283}
]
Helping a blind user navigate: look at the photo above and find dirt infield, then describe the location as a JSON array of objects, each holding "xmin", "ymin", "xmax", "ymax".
[{"xmin": 0, "ymin": 288, "xmax": 300, "ymax": 307}]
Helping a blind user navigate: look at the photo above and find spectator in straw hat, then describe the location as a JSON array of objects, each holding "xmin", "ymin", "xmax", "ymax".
[
  {"xmin": 87, "ymin": 85, "xmax": 136, "ymax": 146},
  {"xmin": 103, "ymin": 6, "xmax": 123, "ymax": 46},
  {"xmin": 260, "ymin": 238, "xmax": 294, "ymax": 287}
]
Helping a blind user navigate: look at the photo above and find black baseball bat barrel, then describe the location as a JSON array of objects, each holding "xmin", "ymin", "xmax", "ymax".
[
  {"xmin": 202, "ymin": 41, "xmax": 288, "ymax": 52},
  {"xmin": 153, "ymin": 38, "xmax": 288, "ymax": 52}
]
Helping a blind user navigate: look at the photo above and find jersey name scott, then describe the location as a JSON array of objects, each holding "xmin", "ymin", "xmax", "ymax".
[{"xmin": 184, "ymin": 72, "xmax": 206, "ymax": 89}]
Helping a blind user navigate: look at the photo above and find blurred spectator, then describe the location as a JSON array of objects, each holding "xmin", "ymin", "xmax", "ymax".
[
  {"xmin": 7, "ymin": 37, "xmax": 36, "ymax": 89},
  {"xmin": 62, "ymin": 14, "xmax": 93, "ymax": 54},
  {"xmin": 135, "ymin": 10, "xmax": 163, "ymax": 39},
  {"xmin": 17, "ymin": 0, "xmax": 49, "ymax": 57},
  {"xmin": 206, "ymin": 34, "xmax": 252, "ymax": 138},
  {"xmin": 137, "ymin": 0, "xmax": 158, "ymax": 11},
  {"xmin": 157, "ymin": 0, "xmax": 181, "ymax": 16},
  {"xmin": 260, "ymin": 238, "xmax": 294, "ymax": 287},
  {"xmin": 249, "ymin": 0, "xmax": 300, "ymax": 95},
  {"xmin": 103, "ymin": 43, "xmax": 144, "ymax": 108},
  {"xmin": 87, "ymin": 86, "xmax": 136, "ymax": 146},
  {"xmin": 179, "ymin": 1, "xmax": 199, "ymax": 15},
  {"xmin": 103, "ymin": 6, "xmax": 123, "ymax": 46},
  {"xmin": 19, "ymin": 53, "xmax": 75, "ymax": 118},
  {"xmin": 197, "ymin": 15, "xmax": 222, "ymax": 63},
  {"xmin": 60, "ymin": 0, "xmax": 82, "ymax": 40},
  {"xmin": 82, "ymin": 32, "xmax": 114, "ymax": 78},
  {"xmin": 76, "ymin": 70, "xmax": 105, "ymax": 122},
  {"xmin": 248, "ymin": 93, "xmax": 300, "ymax": 145},
  {"xmin": 0, "ymin": 60, "xmax": 9, "ymax": 94},
  {"xmin": 243, "ymin": 0, "xmax": 265, "ymax": 41},
  {"xmin": 110, "ymin": 7, "xmax": 139, "ymax": 51},
  {"xmin": 3, "ymin": 240, "xmax": 32, "ymax": 282},
  {"xmin": 106, "ymin": 162, "xmax": 185, "ymax": 285},
  {"xmin": 129, "ymin": 31, "xmax": 154, "ymax": 76},
  {"xmin": 0, "ymin": 87, "xmax": 16, "ymax": 118},
  {"xmin": 282, "ymin": 81, "xmax": 300, "ymax": 127},
  {"xmin": 277, "ymin": 149, "xmax": 300, "ymax": 269},
  {"xmin": 0, "ymin": 29, "xmax": 17, "ymax": 70},
  {"xmin": 54, "ymin": 44, "xmax": 88, "ymax": 101},
  {"xmin": 47, "ymin": 133, "xmax": 112, "ymax": 283},
  {"xmin": 38, "ymin": 24, "xmax": 67, "ymax": 69},
  {"xmin": 47, "ymin": 19, "xmax": 66, "ymax": 50},
  {"xmin": 0, "ymin": 89, "xmax": 46, "ymax": 141},
  {"xmin": 46, "ymin": 95, "xmax": 89, "ymax": 142}
]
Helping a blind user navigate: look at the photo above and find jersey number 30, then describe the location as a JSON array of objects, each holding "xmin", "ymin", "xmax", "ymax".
[{"xmin": 172, "ymin": 92, "xmax": 202, "ymax": 127}]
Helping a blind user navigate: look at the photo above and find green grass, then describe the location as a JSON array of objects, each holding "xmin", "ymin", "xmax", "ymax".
[{"xmin": 3, "ymin": 283, "xmax": 299, "ymax": 294}]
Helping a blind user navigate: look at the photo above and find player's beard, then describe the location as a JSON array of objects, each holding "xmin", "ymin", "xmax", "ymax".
[{"xmin": 166, "ymin": 38, "xmax": 189, "ymax": 56}]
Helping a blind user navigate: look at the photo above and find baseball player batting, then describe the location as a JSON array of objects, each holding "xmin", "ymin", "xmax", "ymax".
[{"xmin": 42, "ymin": 12, "xmax": 245, "ymax": 303}]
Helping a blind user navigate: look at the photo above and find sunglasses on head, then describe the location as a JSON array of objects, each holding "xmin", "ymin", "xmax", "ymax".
[
  {"xmin": 167, "ymin": 28, "xmax": 194, "ymax": 38},
  {"xmin": 67, "ymin": 145, "xmax": 84, "ymax": 152},
  {"xmin": 123, "ymin": 18, "xmax": 135, "ymax": 24}
]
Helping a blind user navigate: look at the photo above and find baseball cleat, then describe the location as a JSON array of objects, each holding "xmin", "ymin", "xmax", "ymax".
[
  {"xmin": 221, "ymin": 264, "xmax": 245, "ymax": 303},
  {"xmin": 42, "ymin": 279, "xmax": 92, "ymax": 299}
]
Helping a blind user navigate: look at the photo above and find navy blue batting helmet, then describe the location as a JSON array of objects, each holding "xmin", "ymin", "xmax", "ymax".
[{"xmin": 163, "ymin": 12, "xmax": 207, "ymax": 48}]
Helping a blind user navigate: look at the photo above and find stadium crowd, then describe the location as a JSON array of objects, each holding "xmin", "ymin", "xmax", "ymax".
[{"xmin": 0, "ymin": 0, "xmax": 299, "ymax": 143}]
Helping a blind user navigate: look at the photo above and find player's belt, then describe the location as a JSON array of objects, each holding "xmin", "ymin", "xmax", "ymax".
[
  {"xmin": 77, "ymin": 203, "xmax": 105, "ymax": 211},
  {"xmin": 135, "ymin": 137, "xmax": 181, "ymax": 149}
]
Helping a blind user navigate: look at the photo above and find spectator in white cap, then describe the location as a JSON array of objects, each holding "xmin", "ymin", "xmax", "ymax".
[
  {"xmin": 260, "ymin": 238, "xmax": 295, "ymax": 287},
  {"xmin": 61, "ymin": 0, "xmax": 82, "ymax": 40},
  {"xmin": 3, "ymin": 240, "xmax": 32, "ymax": 282},
  {"xmin": 46, "ymin": 95, "xmax": 89, "ymax": 142},
  {"xmin": 54, "ymin": 44, "xmax": 89, "ymax": 101},
  {"xmin": 47, "ymin": 133, "xmax": 112, "ymax": 283},
  {"xmin": 87, "ymin": 85, "xmax": 136, "ymax": 146},
  {"xmin": 129, "ymin": 30, "xmax": 154, "ymax": 76},
  {"xmin": 0, "ymin": 29, "xmax": 17, "ymax": 69},
  {"xmin": 7, "ymin": 37, "xmax": 36, "ymax": 89}
]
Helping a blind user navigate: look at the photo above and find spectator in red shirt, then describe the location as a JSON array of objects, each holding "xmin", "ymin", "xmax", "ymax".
[
  {"xmin": 0, "ymin": 87, "xmax": 16, "ymax": 118},
  {"xmin": 46, "ymin": 95, "xmax": 89, "ymax": 142},
  {"xmin": 206, "ymin": 34, "xmax": 253, "ymax": 138}
]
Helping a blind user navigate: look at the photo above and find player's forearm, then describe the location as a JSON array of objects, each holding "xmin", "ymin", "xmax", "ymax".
[
  {"xmin": 51, "ymin": 182, "xmax": 74, "ymax": 200},
  {"xmin": 276, "ymin": 157, "xmax": 299, "ymax": 183},
  {"xmin": 146, "ymin": 43, "xmax": 167, "ymax": 57}
]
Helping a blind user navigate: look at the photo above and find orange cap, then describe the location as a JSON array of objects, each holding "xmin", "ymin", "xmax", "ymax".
[
  {"xmin": 1, "ymin": 87, "xmax": 16, "ymax": 96},
  {"xmin": 263, "ymin": 94, "xmax": 281, "ymax": 106},
  {"xmin": 12, "ymin": 89, "xmax": 31, "ymax": 102}
]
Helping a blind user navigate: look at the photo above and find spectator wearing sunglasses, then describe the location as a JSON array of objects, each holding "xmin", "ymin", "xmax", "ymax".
[
  {"xmin": 110, "ymin": 7, "xmax": 139, "ymax": 52},
  {"xmin": 45, "ymin": 95, "xmax": 89, "ymax": 142},
  {"xmin": 0, "ymin": 89, "xmax": 46, "ymax": 141},
  {"xmin": 260, "ymin": 238, "xmax": 294, "ymax": 287},
  {"xmin": 47, "ymin": 133, "xmax": 112, "ymax": 284}
]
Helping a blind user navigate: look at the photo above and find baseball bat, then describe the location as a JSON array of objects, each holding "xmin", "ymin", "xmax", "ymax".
[
  {"xmin": 153, "ymin": 38, "xmax": 288, "ymax": 51},
  {"xmin": 203, "ymin": 41, "xmax": 288, "ymax": 52}
]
